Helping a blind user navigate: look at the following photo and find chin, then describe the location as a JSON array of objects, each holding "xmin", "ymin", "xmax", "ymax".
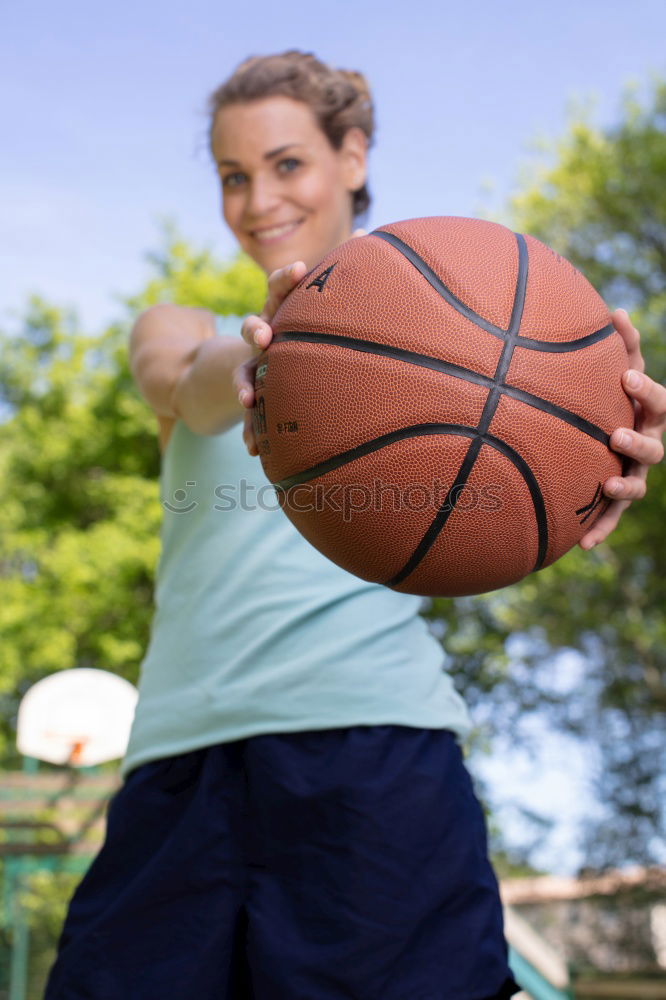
[
  {"xmin": 250, "ymin": 231, "xmax": 334, "ymax": 275},
  {"xmin": 261, "ymin": 246, "xmax": 312, "ymax": 275}
]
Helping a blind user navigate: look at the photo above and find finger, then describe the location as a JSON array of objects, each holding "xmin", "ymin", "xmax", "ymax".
[
  {"xmin": 602, "ymin": 472, "xmax": 648, "ymax": 502},
  {"xmin": 261, "ymin": 261, "xmax": 307, "ymax": 323},
  {"xmin": 241, "ymin": 314, "xmax": 272, "ymax": 350},
  {"xmin": 579, "ymin": 498, "xmax": 630, "ymax": 549},
  {"xmin": 236, "ymin": 382, "xmax": 254, "ymax": 408},
  {"xmin": 611, "ymin": 309, "xmax": 644, "ymax": 372},
  {"xmin": 263, "ymin": 259, "xmax": 307, "ymax": 310},
  {"xmin": 620, "ymin": 370, "xmax": 666, "ymax": 432},
  {"xmin": 610, "ymin": 424, "xmax": 665, "ymax": 466},
  {"xmin": 351, "ymin": 228, "xmax": 367, "ymax": 238},
  {"xmin": 242, "ymin": 411, "xmax": 258, "ymax": 456},
  {"xmin": 233, "ymin": 361, "xmax": 256, "ymax": 407}
]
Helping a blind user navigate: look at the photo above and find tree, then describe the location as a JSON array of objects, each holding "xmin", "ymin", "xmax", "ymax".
[
  {"xmin": 0, "ymin": 231, "xmax": 266, "ymax": 766},
  {"xmin": 426, "ymin": 81, "xmax": 666, "ymax": 871}
]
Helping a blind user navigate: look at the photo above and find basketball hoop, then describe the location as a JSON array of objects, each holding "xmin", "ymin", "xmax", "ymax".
[{"xmin": 17, "ymin": 669, "xmax": 138, "ymax": 767}]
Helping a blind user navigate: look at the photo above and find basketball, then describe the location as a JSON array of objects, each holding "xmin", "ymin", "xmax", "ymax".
[{"xmin": 252, "ymin": 217, "xmax": 634, "ymax": 597}]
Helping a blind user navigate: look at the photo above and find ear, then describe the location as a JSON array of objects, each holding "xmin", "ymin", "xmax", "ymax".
[{"xmin": 340, "ymin": 127, "xmax": 368, "ymax": 192}]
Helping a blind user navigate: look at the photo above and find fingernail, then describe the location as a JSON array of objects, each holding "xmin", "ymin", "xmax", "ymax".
[
  {"xmin": 617, "ymin": 431, "xmax": 630, "ymax": 448},
  {"xmin": 239, "ymin": 390, "xmax": 247, "ymax": 405},
  {"xmin": 607, "ymin": 480, "xmax": 622, "ymax": 496},
  {"xmin": 625, "ymin": 370, "xmax": 641, "ymax": 389},
  {"xmin": 253, "ymin": 330, "xmax": 262, "ymax": 345}
]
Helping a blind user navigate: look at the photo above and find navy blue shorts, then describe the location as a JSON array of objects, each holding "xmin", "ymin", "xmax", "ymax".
[{"xmin": 46, "ymin": 726, "xmax": 521, "ymax": 999}]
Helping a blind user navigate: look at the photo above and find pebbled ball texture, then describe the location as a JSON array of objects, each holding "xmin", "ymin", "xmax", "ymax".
[{"xmin": 253, "ymin": 216, "xmax": 634, "ymax": 597}]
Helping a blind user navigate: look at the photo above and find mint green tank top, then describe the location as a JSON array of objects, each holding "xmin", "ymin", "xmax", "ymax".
[{"xmin": 121, "ymin": 318, "xmax": 472, "ymax": 777}]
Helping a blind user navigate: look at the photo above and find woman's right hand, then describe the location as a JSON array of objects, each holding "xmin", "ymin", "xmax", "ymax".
[{"xmin": 233, "ymin": 260, "xmax": 308, "ymax": 455}]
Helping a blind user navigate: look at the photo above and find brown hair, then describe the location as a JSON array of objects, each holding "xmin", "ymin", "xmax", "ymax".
[{"xmin": 207, "ymin": 50, "xmax": 375, "ymax": 220}]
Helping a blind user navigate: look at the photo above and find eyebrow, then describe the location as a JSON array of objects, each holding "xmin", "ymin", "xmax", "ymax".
[{"xmin": 216, "ymin": 143, "xmax": 304, "ymax": 168}]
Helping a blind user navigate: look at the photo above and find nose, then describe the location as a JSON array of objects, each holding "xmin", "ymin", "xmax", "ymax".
[{"xmin": 244, "ymin": 173, "xmax": 281, "ymax": 219}]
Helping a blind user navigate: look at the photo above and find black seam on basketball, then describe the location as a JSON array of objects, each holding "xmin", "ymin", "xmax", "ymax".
[
  {"xmin": 274, "ymin": 331, "xmax": 610, "ymax": 446},
  {"xmin": 273, "ymin": 424, "xmax": 473, "ymax": 490},
  {"xmin": 275, "ymin": 331, "xmax": 494, "ymax": 388},
  {"xmin": 388, "ymin": 234, "xmax": 545, "ymax": 586},
  {"xmin": 272, "ymin": 422, "xmax": 548, "ymax": 581},
  {"xmin": 370, "ymin": 230, "xmax": 614, "ymax": 353},
  {"xmin": 388, "ymin": 432, "xmax": 548, "ymax": 586},
  {"xmin": 502, "ymin": 389, "xmax": 609, "ymax": 444},
  {"xmin": 516, "ymin": 324, "xmax": 615, "ymax": 352},
  {"xmin": 387, "ymin": 436, "xmax": 483, "ymax": 588},
  {"xmin": 507, "ymin": 235, "xmax": 529, "ymax": 336},
  {"xmin": 476, "ymin": 235, "xmax": 529, "ymax": 435},
  {"xmin": 371, "ymin": 229, "xmax": 508, "ymax": 339},
  {"xmin": 480, "ymin": 431, "xmax": 548, "ymax": 571}
]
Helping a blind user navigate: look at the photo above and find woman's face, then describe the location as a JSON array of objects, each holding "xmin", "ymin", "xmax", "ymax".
[{"xmin": 211, "ymin": 96, "xmax": 367, "ymax": 275}]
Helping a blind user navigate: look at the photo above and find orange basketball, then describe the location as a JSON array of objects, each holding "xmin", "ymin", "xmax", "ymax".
[{"xmin": 253, "ymin": 217, "xmax": 633, "ymax": 597}]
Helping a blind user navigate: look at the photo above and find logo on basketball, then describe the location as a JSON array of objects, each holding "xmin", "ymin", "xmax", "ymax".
[
  {"xmin": 306, "ymin": 263, "xmax": 337, "ymax": 292},
  {"xmin": 252, "ymin": 395, "xmax": 267, "ymax": 437},
  {"xmin": 255, "ymin": 362, "xmax": 268, "ymax": 390},
  {"xmin": 575, "ymin": 482, "xmax": 605, "ymax": 525}
]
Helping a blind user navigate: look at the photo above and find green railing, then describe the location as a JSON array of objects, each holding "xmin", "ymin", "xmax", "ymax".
[
  {"xmin": 1, "ymin": 762, "xmax": 117, "ymax": 999},
  {"xmin": 510, "ymin": 944, "xmax": 575, "ymax": 999}
]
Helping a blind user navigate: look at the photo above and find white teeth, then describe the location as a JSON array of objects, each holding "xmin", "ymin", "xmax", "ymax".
[{"xmin": 253, "ymin": 221, "xmax": 300, "ymax": 240}]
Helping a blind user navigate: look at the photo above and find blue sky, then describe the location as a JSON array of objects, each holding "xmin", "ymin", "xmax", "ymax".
[
  {"xmin": 2, "ymin": 0, "xmax": 664, "ymax": 873},
  {"xmin": 3, "ymin": 0, "xmax": 664, "ymax": 335}
]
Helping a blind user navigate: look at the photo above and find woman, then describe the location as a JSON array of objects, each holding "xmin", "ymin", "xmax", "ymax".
[{"xmin": 46, "ymin": 51, "xmax": 665, "ymax": 1000}]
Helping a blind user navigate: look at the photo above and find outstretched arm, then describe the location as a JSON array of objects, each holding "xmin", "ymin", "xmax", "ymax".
[{"xmin": 129, "ymin": 303, "xmax": 253, "ymax": 436}]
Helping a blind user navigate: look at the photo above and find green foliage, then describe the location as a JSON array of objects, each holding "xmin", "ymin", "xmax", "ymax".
[
  {"xmin": 0, "ymin": 301, "xmax": 159, "ymax": 767},
  {"xmin": 429, "ymin": 80, "xmax": 666, "ymax": 870},
  {"xmin": 0, "ymin": 867, "xmax": 82, "ymax": 997},
  {"xmin": 512, "ymin": 83, "xmax": 666, "ymax": 345},
  {"xmin": 0, "ymin": 230, "xmax": 264, "ymax": 768},
  {"xmin": 508, "ymin": 80, "xmax": 666, "ymax": 869},
  {"xmin": 123, "ymin": 218, "xmax": 266, "ymax": 316}
]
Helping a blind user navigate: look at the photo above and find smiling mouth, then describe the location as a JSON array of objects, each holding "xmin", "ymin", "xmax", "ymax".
[{"xmin": 250, "ymin": 219, "xmax": 304, "ymax": 244}]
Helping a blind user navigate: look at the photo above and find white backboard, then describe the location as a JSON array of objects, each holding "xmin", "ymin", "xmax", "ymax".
[{"xmin": 17, "ymin": 668, "xmax": 138, "ymax": 766}]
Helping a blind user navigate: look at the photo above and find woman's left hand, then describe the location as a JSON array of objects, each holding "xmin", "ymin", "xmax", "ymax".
[{"xmin": 580, "ymin": 308, "xmax": 666, "ymax": 549}]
